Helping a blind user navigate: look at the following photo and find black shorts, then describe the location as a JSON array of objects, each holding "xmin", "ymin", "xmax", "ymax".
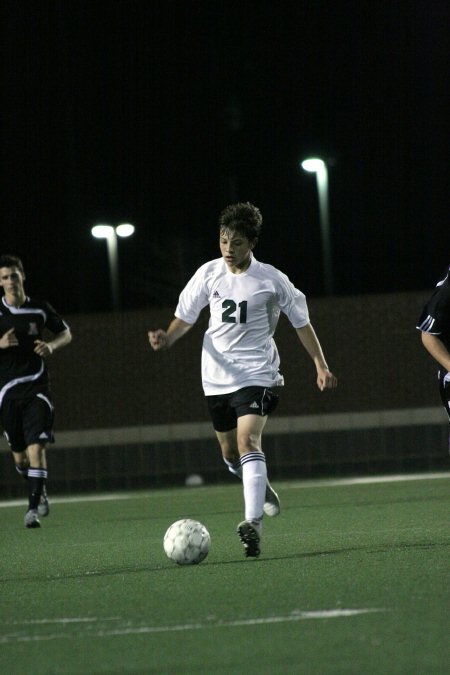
[
  {"xmin": 206, "ymin": 386, "xmax": 279, "ymax": 432},
  {"xmin": 1, "ymin": 394, "xmax": 55, "ymax": 453}
]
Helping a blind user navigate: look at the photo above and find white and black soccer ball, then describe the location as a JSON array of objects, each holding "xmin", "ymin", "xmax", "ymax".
[{"xmin": 163, "ymin": 519, "xmax": 211, "ymax": 565}]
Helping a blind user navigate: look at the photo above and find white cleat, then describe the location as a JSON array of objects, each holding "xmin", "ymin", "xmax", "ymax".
[
  {"xmin": 264, "ymin": 481, "xmax": 280, "ymax": 517},
  {"xmin": 24, "ymin": 509, "xmax": 41, "ymax": 529}
]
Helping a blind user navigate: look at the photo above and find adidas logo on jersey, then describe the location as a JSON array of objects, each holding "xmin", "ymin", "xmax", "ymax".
[
  {"xmin": 249, "ymin": 401, "xmax": 259, "ymax": 409},
  {"xmin": 213, "ymin": 291, "xmax": 220, "ymax": 298}
]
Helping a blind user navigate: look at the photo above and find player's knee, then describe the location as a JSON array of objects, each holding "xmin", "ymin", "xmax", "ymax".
[
  {"xmin": 27, "ymin": 444, "xmax": 47, "ymax": 466},
  {"xmin": 237, "ymin": 434, "xmax": 261, "ymax": 455}
]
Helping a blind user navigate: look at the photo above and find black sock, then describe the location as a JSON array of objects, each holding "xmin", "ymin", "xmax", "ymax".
[{"xmin": 27, "ymin": 468, "xmax": 48, "ymax": 511}]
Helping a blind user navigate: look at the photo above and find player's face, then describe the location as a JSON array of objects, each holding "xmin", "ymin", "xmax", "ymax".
[
  {"xmin": 0, "ymin": 267, "xmax": 25, "ymax": 296},
  {"xmin": 220, "ymin": 230, "xmax": 255, "ymax": 272}
]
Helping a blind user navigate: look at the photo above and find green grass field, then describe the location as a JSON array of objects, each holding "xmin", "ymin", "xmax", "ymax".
[{"xmin": 1, "ymin": 473, "xmax": 449, "ymax": 675}]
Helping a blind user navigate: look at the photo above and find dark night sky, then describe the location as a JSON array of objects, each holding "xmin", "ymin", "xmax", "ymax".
[{"xmin": 2, "ymin": 0, "xmax": 449, "ymax": 313}]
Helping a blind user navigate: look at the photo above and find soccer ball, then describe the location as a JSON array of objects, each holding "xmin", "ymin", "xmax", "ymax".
[{"xmin": 163, "ymin": 519, "xmax": 211, "ymax": 565}]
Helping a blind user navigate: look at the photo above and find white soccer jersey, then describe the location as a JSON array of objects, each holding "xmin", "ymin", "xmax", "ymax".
[{"xmin": 175, "ymin": 255, "xmax": 310, "ymax": 395}]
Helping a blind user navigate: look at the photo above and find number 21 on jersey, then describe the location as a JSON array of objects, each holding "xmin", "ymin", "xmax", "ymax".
[{"xmin": 222, "ymin": 299, "xmax": 248, "ymax": 323}]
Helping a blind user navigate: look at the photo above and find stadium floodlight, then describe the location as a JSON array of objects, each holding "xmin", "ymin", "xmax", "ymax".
[
  {"xmin": 116, "ymin": 223, "xmax": 135, "ymax": 238},
  {"xmin": 90, "ymin": 223, "xmax": 135, "ymax": 310},
  {"xmin": 301, "ymin": 158, "xmax": 325, "ymax": 173},
  {"xmin": 301, "ymin": 157, "xmax": 333, "ymax": 295},
  {"xmin": 91, "ymin": 224, "xmax": 115, "ymax": 239}
]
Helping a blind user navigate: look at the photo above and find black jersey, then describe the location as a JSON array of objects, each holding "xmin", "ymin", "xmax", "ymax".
[
  {"xmin": 416, "ymin": 266, "xmax": 450, "ymax": 351},
  {"xmin": 0, "ymin": 296, "xmax": 69, "ymax": 408}
]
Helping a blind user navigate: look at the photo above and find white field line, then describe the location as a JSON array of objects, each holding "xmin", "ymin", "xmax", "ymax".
[
  {"xmin": 0, "ymin": 493, "xmax": 134, "ymax": 508},
  {"xmin": 0, "ymin": 608, "xmax": 386, "ymax": 643},
  {"xmin": 283, "ymin": 471, "xmax": 450, "ymax": 490},
  {"xmin": 0, "ymin": 472, "xmax": 449, "ymax": 509},
  {"xmin": 5, "ymin": 617, "xmax": 120, "ymax": 625}
]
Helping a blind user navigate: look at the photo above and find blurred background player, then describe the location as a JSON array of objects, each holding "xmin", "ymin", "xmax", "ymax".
[
  {"xmin": 0, "ymin": 255, "xmax": 72, "ymax": 528},
  {"xmin": 148, "ymin": 203, "xmax": 337, "ymax": 557},
  {"xmin": 417, "ymin": 264, "xmax": 450, "ymax": 450}
]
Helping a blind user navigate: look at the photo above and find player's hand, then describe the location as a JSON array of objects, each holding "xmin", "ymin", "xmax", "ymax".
[
  {"xmin": 317, "ymin": 368, "xmax": 337, "ymax": 391},
  {"xmin": 0, "ymin": 328, "xmax": 19, "ymax": 349},
  {"xmin": 148, "ymin": 329, "xmax": 169, "ymax": 351},
  {"xmin": 34, "ymin": 340, "xmax": 53, "ymax": 357}
]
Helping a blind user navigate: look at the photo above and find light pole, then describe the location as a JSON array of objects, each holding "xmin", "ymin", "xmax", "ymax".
[
  {"xmin": 301, "ymin": 158, "xmax": 333, "ymax": 295},
  {"xmin": 91, "ymin": 223, "xmax": 135, "ymax": 310}
]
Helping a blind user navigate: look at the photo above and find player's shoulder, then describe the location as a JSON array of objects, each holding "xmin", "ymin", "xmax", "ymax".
[
  {"xmin": 26, "ymin": 296, "xmax": 47, "ymax": 308},
  {"xmin": 251, "ymin": 258, "xmax": 293, "ymax": 284},
  {"xmin": 26, "ymin": 297, "xmax": 56, "ymax": 313},
  {"xmin": 193, "ymin": 258, "xmax": 224, "ymax": 278},
  {"xmin": 435, "ymin": 266, "xmax": 450, "ymax": 289},
  {"xmin": 421, "ymin": 266, "xmax": 450, "ymax": 313},
  {"xmin": 430, "ymin": 267, "xmax": 450, "ymax": 301},
  {"xmin": 251, "ymin": 257, "xmax": 279, "ymax": 276}
]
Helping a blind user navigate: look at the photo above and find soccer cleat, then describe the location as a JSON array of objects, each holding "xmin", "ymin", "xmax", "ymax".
[
  {"xmin": 24, "ymin": 509, "xmax": 41, "ymax": 529},
  {"xmin": 37, "ymin": 485, "xmax": 50, "ymax": 517},
  {"xmin": 237, "ymin": 520, "xmax": 261, "ymax": 558},
  {"xmin": 264, "ymin": 481, "xmax": 280, "ymax": 517}
]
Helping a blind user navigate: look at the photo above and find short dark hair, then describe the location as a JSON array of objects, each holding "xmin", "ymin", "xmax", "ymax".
[
  {"xmin": 218, "ymin": 202, "xmax": 262, "ymax": 241},
  {"xmin": 0, "ymin": 255, "xmax": 25, "ymax": 274}
]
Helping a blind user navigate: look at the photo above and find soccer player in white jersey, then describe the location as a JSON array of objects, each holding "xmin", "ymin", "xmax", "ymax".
[
  {"xmin": 148, "ymin": 203, "xmax": 337, "ymax": 558},
  {"xmin": 0, "ymin": 255, "xmax": 72, "ymax": 528}
]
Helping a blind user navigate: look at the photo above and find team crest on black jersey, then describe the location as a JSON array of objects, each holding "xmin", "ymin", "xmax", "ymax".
[{"xmin": 28, "ymin": 322, "xmax": 39, "ymax": 335}]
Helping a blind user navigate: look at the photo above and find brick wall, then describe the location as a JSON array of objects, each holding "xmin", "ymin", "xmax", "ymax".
[
  {"xmin": 2, "ymin": 289, "xmax": 447, "ymax": 497},
  {"xmin": 48, "ymin": 290, "xmax": 438, "ymax": 431}
]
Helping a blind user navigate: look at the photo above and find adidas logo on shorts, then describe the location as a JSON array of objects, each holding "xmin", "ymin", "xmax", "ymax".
[{"xmin": 249, "ymin": 401, "xmax": 259, "ymax": 409}]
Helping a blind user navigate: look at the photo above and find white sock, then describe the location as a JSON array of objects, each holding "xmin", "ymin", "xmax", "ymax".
[
  {"xmin": 240, "ymin": 452, "xmax": 267, "ymax": 524},
  {"xmin": 223, "ymin": 457, "xmax": 243, "ymax": 479}
]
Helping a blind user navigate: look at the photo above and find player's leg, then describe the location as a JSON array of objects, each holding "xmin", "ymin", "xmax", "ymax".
[
  {"xmin": 207, "ymin": 393, "xmax": 242, "ymax": 476},
  {"xmin": 235, "ymin": 413, "xmax": 267, "ymax": 557},
  {"xmin": 234, "ymin": 387, "xmax": 280, "ymax": 517},
  {"xmin": 237, "ymin": 412, "xmax": 267, "ymax": 521},
  {"xmin": 215, "ymin": 424, "xmax": 280, "ymax": 517},
  {"xmin": 12, "ymin": 449, "xmax": 30, "ymax": 480},
  {"xmin": 22, "ymin": 395, "xmax": 54, "ymax": 527},
  {"xmin": 21, "ymin": 442, "xmax": 47, "ymax": 528},
  {"xmin": 207, "ymin": 388, "xmax": 279, "ymax": 557},
  {"xmin": 215, "ymin": 429, "xmax": 242, "ymax": 477},
  {"xmin": 438, "ymin": 369, "xmax": 450, "ymax": 451},
  {"xmin": 212, "ymin": 388, "xmax": 280, "ymax": 518},
  {"xmin": 1, "ymin": 400, "xmax": 39, "ymax": 526},
  {"xmin": 27, "ymin": 441, "xmax": 48, "ymax": 504},
  {"xmin": 1, "ymin": 400, "xmax": 28, "ymax": 479}
]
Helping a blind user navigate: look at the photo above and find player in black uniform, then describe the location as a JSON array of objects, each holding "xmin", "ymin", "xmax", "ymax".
[
  {"xmin": 417, "ymin": 265, "xmax": 450, "ymax": 444},
  {"xmin": 0, "ymin": 255, "xmax": 72, "ymax": 528}
]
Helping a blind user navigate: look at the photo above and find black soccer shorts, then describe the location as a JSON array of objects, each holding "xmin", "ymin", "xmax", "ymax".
[
  {"xmin": 1, "ymin": 394, "xmax": 55, "ymax": 453},
  {"xmin": 206, "ymin": 386, "xmax": 279, "ymax": 432}
]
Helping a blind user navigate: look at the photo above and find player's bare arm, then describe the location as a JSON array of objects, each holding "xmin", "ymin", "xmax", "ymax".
[
  {"xmin": 0, "ymin": 327, "xmax": 19, "ymax": 349},
  {"xmin": 295, "ymin": 323, "xmax": 337, "ymax": 391},
  {"xmin": 421, "ymin": 332, "xmax": 450, "ymax": 372},
  {"xmin": 148, "ymin": 317, "xmax": 193, "ymax": 351},
  {"xmin": 34, "ymin": 328, "xmax": 72, "ymax": 357}
]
